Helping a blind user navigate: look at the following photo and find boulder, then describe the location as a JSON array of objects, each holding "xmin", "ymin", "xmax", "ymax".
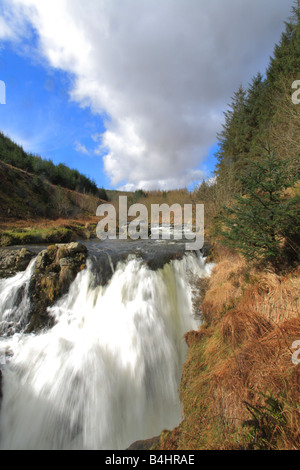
[
  {"xmin": 26, "ymin": 242, "xmax": 88, "ymax": 332},
  {"xmin": 0, "ymin": 248, "xmax": 35, "ymax": 278}
]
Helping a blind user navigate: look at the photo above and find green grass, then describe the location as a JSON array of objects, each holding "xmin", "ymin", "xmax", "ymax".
[{"xmin": 0, "ymin": 227, "xmax": 74, "ymax": 246}]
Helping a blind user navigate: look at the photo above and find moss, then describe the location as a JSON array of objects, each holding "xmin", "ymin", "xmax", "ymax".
[
  {"xmin": 0, "ymin": 227, "xmax": 74, "ymax": 246},
  {"xmin": 40, "ymin": 276, "xmax": 60, "ymax": 303}
]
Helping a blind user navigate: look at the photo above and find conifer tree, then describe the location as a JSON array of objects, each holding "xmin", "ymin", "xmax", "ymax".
[
  {"xmin": 216, "ymin": 86, "xmax": 248, "ymax": 175},
  {"xmin": 215, "ymin": 3, "xmax": 300, "ymax": 194},
  {"xmin": 267, "ymin": 2, "xmax": 300, "ymax": 89},
  {"xmin": 215, "ymin": 147, "xmax": 300, "ymax": 272}
]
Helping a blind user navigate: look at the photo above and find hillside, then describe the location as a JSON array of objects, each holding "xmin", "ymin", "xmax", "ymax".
[
  {"xmin": 0, "ymin": 159, "xmax": 107, "ymax": 245},
  {"xmin": 0, "ymin": 131, "xmax": 107, "ymax": 199}
]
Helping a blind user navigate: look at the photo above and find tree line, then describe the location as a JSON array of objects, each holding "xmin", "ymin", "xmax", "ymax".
[
  {"xmin": 215, "ymin": 3, "xmax": 300, "ymax": 186},
  {"xmin": 0, "ymin": 131, "xmax": 108, "ymax": 200},
  {"xmin": 196, "ymin": 3, "xmax": 300, "ymax": 272}
]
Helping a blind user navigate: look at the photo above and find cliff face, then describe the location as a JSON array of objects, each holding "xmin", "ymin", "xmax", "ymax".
[{"xmin": 158, "ymin": 249, "xmax": 300, "ymax": 450}]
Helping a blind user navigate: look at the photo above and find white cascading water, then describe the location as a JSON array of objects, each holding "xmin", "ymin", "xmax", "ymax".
[
  {"xmin": 0, "ymin": 252, "xmax": 212, "ymax": 450},
  {"xmin": 0, "ymin": 258, "xmax": 37, "ymax": 336}
]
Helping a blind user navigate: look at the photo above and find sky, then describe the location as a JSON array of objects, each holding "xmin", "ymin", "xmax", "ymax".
[{"xmin": 0, "ymin": 0, "xmax": 294, "ymax": 191}]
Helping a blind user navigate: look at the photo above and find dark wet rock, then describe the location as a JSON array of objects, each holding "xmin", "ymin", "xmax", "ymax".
[
  {"xmin": 0, "ymin": 248, "xmax": 35, "ymax": 279},
  {"xmin": 85, "ymin": 238, "xmax": 189, "ymax": 286},
  {"xmin": 126, "ymin": 436, "xmax": 160, "ymax": 450},
  {"xmin": 200, "ymin": 241, "xmax": 212, "ymax": 258},
  {"xmin": 145, "ymin": 250, "xmax": 184, "ymax": 271},
  {"xmin": 26, "ymin": 242, "xmax": 88, "ymax": 333}
]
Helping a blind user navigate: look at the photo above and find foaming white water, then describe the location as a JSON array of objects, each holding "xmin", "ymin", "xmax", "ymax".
[
  {"xmin": 0, "ymin": 258, "xmax": 36, "ymax": 336},
  {"xmin": 0, "ymin": 253, "xmax": 212, "ymax": 450}
]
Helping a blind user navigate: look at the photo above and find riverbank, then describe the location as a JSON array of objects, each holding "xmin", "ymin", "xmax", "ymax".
[
  {"xmin": 0, "ymin": 217, "xmax": 98, "ymax": 247},
  {"xmin": 155, "ymin": 245, "xmax": 300, "ymax": 450}
]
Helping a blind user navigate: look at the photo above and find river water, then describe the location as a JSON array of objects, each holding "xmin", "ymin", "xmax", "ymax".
[{"xmin": 0, "ymin": 238, "xmax": 213, "ymax": 450}]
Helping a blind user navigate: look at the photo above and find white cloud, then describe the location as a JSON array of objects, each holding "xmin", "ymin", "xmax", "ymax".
[
  {"xmin": 0, "ymin": 0, "xmax": 293, "ymax": 189},
  {"xmin": 74, "ymin": 141, "xmax": 89, "ymax": 155},
  {"xmin": 0, "ymin": 16, "xmax": 14, "ymax": 40},
  {"xmin": 0, "ymin": 0, "xmax": 36, "ymax": 42}
]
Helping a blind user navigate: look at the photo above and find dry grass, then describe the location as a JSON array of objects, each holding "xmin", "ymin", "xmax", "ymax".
[
  {"xmin": 157, "ymin": 248, "xmax": 300, "ymax": 450},
  {"xmin": 201, "ymin": 252, "xmax": 246, "ymax": 323},
  {"xmin": 0, "ymin": 216, "xmax": 99, "ymax": 231},
  {"xmin": 238, "ymin": 269, "xmax": 300, "ymax": 324}
]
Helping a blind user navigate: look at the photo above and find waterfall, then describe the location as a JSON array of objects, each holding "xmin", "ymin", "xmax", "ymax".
[
  {"xmin": 0, "ymin": 251, "xmax": 212, "ymax": 450},
  {"xmin": 0, "ymin": 258, "xmax": 36, "ymax": 337}
]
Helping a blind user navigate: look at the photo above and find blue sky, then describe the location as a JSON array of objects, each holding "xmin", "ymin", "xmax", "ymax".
[
  {"xmin": 0, "ymin": 41, "xmax": 110, "ymax": 189},
  {"xmin": 0, "ymin": 0, "xmax": 291, "ymax": 191},
  {"xmin": 0, "ymin": 29, "xmax": 219, "ymax": 190}
]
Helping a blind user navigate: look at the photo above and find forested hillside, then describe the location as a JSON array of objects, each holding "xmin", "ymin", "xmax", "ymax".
[
  {"xmin": 0, "ymin": 132, "xmax": 110, "ymax": 244},
  {"xmin": 194, "ymin": 4, "xmax": 300, "ymax": 272},
  {"xmin": 215, "ymin": 5, "xmax": 300, "ymax": 187},
  {"xmin": 0, "ymin": 132, "xmax": 108, "ymax": 200}
]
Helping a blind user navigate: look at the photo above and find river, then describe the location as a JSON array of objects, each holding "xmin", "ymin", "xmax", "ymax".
[{"xmin": 0, "ymin": 238, "xmax": 213, "ymax": 450}]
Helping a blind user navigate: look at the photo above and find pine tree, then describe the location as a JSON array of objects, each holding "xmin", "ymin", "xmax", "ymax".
[
  {"xmin": 215, "ymin": 3, "xmax": 300, "ymax": 193},
  {"xmin": 216, "ymin": 86, "xmax": 248, "ymax": 174},
  {"xmin": 267, "ymin": 3, "xmax": 300, "ymax": 89},
  {"xmin": 214, "ymin": 147, "xmax": 300, "ymax": 272}
]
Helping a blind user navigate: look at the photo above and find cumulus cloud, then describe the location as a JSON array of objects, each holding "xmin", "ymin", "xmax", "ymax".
[{"xmin": 0, "ymin": 0, "xmax": 292, "ymax": 189}]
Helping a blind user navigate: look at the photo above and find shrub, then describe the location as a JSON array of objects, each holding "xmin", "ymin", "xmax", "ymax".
[{"xmin": 214, "ymin": 147, "xmax": 300, "ymax": 272}]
